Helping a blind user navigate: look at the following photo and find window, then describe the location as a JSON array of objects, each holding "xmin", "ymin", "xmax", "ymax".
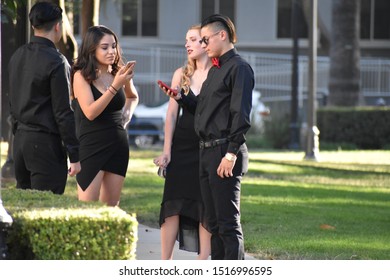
[
  {"xmin": 361, "ymin": 0, "xmax": 390, "ymax": 39},
  {"xmin": 374, "ymin": 0, "xmax": 390, "ymax": 38},
  {"xmin": 201, "ymin": 0, "xmax": 235, "ymax": 23},
  {"xmin": 277, "ymin": 0, "xmax": 308, "ymax": 38},
  {"xmin": 360, "ymin": 0, "xmax": 371, "ymax": 39},
  {"xmin": 122, "ymin": 0, "xmax": 157, "ymax": 36}
]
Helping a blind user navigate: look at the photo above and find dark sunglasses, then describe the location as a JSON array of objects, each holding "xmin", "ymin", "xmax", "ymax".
[{"xmin": 199, "ymin": 31, "xmax": 222, "ymax": 45}]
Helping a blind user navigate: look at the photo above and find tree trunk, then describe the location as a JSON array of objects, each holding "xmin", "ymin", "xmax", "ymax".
[
  {"xmin": 56, "ymin": 0, "xmax": 78, "ymax": 64},
  {"xmin": 328, "ymin": 0, "xmax": 361, "ymax": 106},
  {"xmin": 40, "ymin": 0, "xmax": 78, "ymax": 64},
  {"xmin": 81, "ymin": 0, "xmax": 100, "ymax": 38}
]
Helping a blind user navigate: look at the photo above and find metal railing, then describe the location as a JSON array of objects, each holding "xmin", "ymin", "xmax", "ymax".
[{"xmin": 123, "ymin": 46, "xmax": 390, "ymax": 106}]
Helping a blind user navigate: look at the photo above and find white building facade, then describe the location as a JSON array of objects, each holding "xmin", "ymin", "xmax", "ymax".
[
  {"xmin": 69, "ymin": 0, "xmax": 390, "ymax": 57},
  {"xmin": 66, "ymin": 0, "xmax": 390, "ymax": 107}
]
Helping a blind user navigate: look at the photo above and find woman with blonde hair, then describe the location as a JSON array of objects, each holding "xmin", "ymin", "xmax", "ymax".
[{"xmin": 154, "ymin": 25, "xmax": 212, "ymax": 259}]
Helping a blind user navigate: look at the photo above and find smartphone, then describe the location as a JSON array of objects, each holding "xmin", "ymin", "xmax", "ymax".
[
  {"xmin": 157, "ymin": 166, "xmax": 166, "ymax": 178},
  {"xmin": 124, "ymin": 60, "xmax": 136, "ymax": 71},
  {"xmin": 157, "ymin": 80, "xmax": 178, "ymax": 96}
]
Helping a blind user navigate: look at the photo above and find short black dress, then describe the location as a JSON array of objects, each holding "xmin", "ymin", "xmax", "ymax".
[
  {"xmin": 159, "ymin": 89, "xmax": 204, "ymax": 253},
  {"xmin": 72, "ymin": 84, "xmax": 129, "ymax": 191}
]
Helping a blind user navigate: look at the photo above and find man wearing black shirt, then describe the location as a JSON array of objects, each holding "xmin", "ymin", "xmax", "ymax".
[
  {"xmin": 175, "ymin": 14, "xmax": 254, "ymax": 259},
  {"xmin": 8, "ymin": 2, "xmax": 80, "ymax": 194}
]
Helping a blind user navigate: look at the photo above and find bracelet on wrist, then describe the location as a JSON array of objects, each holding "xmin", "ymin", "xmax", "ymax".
[
  {"xmin": 110, "ymin": 84, "xmax": 118, "ymax": 92},
  {"xmin": 107, "ymin": 87, "xmax": 116, "ymax": 96}
]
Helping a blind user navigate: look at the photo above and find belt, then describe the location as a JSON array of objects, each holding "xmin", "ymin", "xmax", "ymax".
[{"xmin": 199, "ymin": 138, "xmax": 228, "ymax": 149}]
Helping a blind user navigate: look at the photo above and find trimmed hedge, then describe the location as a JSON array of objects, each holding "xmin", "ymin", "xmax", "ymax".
[
  {"xmin": 317, "ymin": 106, "xmax": 390, "ymax": 149},
  {"xmin": 2, "ymin": 188, "xmax": 138, "ymax": 260}
]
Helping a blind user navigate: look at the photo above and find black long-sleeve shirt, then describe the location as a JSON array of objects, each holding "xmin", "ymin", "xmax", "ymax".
[
  {"xmin": 178, "ymin": 48, "xmax": 254, "ymax": 155},
  {"xmin": 8, "ymin": 36, "xmax": 79, "ymax": 162}
]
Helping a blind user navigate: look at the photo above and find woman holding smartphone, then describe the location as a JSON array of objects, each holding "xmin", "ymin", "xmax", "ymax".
[
  {"xmin": 71, "ymin": 25, "xmax": 138, "ymax": 206},
  {"xmin": 154, "ymin": 24, "xmax": 212, "ymax": 259}
]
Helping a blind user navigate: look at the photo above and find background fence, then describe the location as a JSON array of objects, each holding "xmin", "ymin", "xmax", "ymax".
[{"xmin": 123, "ymin": 46, "xmax": 390, "ymax": 111}]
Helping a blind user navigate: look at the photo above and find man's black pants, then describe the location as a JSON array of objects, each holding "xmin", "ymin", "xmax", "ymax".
[
  {"xmin": 13, "ymin": 130, "xmax": 68, "ymax": 194},
  {"xmin": 199, "ymin": 143, "xmax": 248, "ymax": 260}
]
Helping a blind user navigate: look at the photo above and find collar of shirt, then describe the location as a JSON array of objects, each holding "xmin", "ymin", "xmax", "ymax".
[
  {"xmin": 30, "ymin": 35, "xmax": 57, "ymax": 49},
  {"xmin": 216, "ymin": 48, "xmax": 238, "ymax": 68}
]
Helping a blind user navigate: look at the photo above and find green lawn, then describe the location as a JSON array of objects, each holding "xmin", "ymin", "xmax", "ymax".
[
  {"xmin": 3, "ymin": 143, "xmax": 390, "ymax": 260},
  {"xmin": 116, "ymin": 149, "xmax": 390, "ymax": 260},
  {"xmin": 242, "ymin": 151, "xmax": 390, "ymax": 260}
]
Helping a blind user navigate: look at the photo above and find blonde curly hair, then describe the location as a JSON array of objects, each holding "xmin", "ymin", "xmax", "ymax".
[{"xmin": 180, "ymin": 25, "xmax": 201, "ymax": 95}]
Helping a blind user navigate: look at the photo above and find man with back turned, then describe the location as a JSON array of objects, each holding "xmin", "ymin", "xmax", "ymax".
[{"xmin": 8, "ymin": 2, "xmax": 81, "ymax": 194}]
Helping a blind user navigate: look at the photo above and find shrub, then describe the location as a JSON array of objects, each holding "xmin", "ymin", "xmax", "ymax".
[
  {"xmin": 317, "ymin": 107, "xmax": 390, "ymax": 149},
  {"xmin": 263, "ymin": 114, "xmax": 290, "ymax": 149},
  {"xmin": 2, "ymin": 188, "xmax": 137, "ymax": 260}
]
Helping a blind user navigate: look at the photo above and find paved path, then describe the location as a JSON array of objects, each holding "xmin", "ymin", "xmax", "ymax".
[{"xmin": 136, "ymin": 223, "xmax": 256, "ymax": 260}]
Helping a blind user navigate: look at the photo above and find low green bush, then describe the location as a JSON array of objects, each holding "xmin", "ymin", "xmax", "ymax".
[
  {"xmin": 258, "ymin": 106, "xmax": 390, "ymax": 151},
  {"xmin": 246, "ymin": 134, "xmax": 272, "ymax": 149},
  {"xmin": 319, "ymin": 141, "xmax": 358, "ymax": 151},
  {"xmin": 317, "ymin": 106, "xmax": 390, "ymax": 149},
  {"xmin": 263, "ymin": 114, "xmax": 290, "ymax": 149},
  {"xmin": 2, "ymin": 188, "xmax": 137, "ymax": 260}
]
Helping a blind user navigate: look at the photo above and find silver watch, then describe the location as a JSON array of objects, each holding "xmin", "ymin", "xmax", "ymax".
[{"xmin": 224, "ymin": 153, "xmax": 237, "ymax": 162}]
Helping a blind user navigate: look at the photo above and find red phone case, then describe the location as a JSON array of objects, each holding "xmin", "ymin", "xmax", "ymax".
[{"xmin": 157, "ymin": 80, "xmax": 178, "ymax": 96}]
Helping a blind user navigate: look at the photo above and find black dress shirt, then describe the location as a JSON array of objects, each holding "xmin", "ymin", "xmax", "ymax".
[
  {"xmin": 178, "ymin": 48, "xmax": 254, "ymax": 154},
  {"xmin": 8, "ymin": 36, "xmax": 79, "ymax": 162}
]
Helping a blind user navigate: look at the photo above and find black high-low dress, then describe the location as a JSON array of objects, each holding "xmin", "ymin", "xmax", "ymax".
[
  {"xmin": 159, "ymin": 89, "xmax": 204, "ymax": 253},
  {"xmin": 72, "ymin": 84, "xmax": 129, "ymax": 191}
]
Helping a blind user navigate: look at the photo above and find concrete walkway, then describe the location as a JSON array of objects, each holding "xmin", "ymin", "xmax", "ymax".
[{"xmin": 136, "ymin": 223, "xmax": 256, "ymax": 260}]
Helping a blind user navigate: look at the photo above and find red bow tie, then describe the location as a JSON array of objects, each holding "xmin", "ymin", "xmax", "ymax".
[{"xmin": 212, "ymin": 58, "xmax": 220, "ymax": 68}]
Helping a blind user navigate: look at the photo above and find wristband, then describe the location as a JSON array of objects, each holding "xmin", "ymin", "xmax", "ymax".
[
  {"xmin": 110, "ymin": 84, "xmax": 118, "ymax": 92},
  {"xmin": 108, "ymin": 87, "xmax": 116, "ymax": 95}
]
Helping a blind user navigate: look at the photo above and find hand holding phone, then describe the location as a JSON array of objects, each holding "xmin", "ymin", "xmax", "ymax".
[
  {"xmin": 157, "ymin": 80, "xmax": 178, "ymax": 96},
  {"xmin": 157, "ymin": 166, "xmax": 166, "ymax": 178},
  {"xmin": 124, "ymin": 60, "xmax": 136, "ymax": 72}
]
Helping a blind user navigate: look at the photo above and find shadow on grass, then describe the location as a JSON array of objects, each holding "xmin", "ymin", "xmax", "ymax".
[
  {"xmin": 249, "ymin": 158, "xmax": 390, "ymax": 177},
  {"xmin": 242, "ymin": 181, "xmax": 390, "ymax": 204},
  {"xmin": 240, "ymin": 173, "xmax": 390, "ymax": 259}
]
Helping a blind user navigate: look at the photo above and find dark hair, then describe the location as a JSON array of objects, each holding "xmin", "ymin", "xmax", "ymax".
[
  {"xmin": 29, "ymin": 1, "xmax": 62, "ymax": 31},
  {"xmin": 71, "ymin": 25, "xmax": 123, "ymax": 86},
  {"xmin": 201, "ymin": 14, "xmax": 237, "ymax": 44}
]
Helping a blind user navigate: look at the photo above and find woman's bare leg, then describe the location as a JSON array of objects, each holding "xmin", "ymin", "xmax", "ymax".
[
  {"xmin": 197, "ymin": 224, "xmax": 211, "ymax": 260},
  {"xmin": 77, "ymin": 171, "xmax": 104, "ymax": 202},
  {"xmin": 160, "ymin": 215, "xmax": 179, "ymax": 260},
  {"xmin": 100, "ymin": 171, "xmax": 125, "ymax": 206}
]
